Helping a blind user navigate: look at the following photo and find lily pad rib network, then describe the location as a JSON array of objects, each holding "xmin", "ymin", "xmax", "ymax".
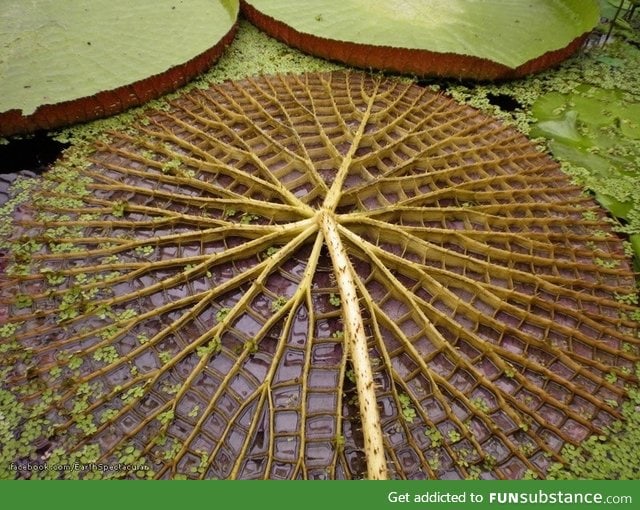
[{"xmin": 1, "ymin": 71, "xmax": 638, "ymax": 480}]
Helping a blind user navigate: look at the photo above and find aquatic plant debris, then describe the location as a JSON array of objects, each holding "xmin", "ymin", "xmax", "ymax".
[
  {"xmin": 1, "ymin": 71, "xmax": 638, "ymax": 480},
  {"xmin": 241, "ymin": 0, "xmax": 599, "ymax": 80},
  {"xmin": 0, "ymin": 0, "xmax": 239, "ymax": 136}
]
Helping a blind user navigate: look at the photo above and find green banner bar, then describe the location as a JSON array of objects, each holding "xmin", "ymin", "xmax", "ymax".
[{"xmin": 2, "ymin": 481, "xmax": 639, "ymax": 510}]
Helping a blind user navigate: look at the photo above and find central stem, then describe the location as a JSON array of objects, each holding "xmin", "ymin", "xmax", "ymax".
[{"xmin": 319, "ymin": 210, "xmax": 388, "ymax": 480}]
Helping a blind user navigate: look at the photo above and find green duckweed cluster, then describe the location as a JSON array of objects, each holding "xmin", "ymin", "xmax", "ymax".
[
  {"xmin": 0, "ymin": 177, "xmax": 37, "ymax": 251},
  {"xmin": 547, "ymin": 364, "xmax": 640, "ymax": 479}
]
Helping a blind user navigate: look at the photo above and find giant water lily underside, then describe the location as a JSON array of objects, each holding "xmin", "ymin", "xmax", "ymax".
[{"xmin": 1, "ymin": 71, "xmax": 638, "ymax": 480}]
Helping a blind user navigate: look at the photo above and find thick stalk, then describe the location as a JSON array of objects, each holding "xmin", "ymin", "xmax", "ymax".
[{"xmin": 319, "ymin": 210, "xmax": 388, "ymax": 480}]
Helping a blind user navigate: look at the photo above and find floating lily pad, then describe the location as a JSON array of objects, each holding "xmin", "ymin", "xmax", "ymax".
[
  {"xmin": 0, "ymin": 0, "xmax": 239, "ymax": 136},
  {"xmin": 531, "ymin": 84, "xmax": 640, "ymax": 260},
  {"xmin": 241, "ymin": 0, "xmax": 599, "ymax": 80},
  {"xmin": 1, "ymin": 72, "xmax": 638, "ymax": 480}
]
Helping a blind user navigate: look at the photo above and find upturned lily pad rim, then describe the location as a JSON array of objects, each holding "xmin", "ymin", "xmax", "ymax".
[
  {"xmin": 241, "ymin": 0, "xmax": 600, "ymax": 80},
  {"xmin": 0, "ymin": 0, "xmax": 239, "ymax": 137}
]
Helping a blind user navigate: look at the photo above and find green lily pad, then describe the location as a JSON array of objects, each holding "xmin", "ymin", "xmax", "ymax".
[
  {"xmin": 0, "ymin": 0, "xmax": 239, "ymax": 136},
  {"xmin": 631, "ymin": 234, "xmax": 640, "ymax": 270},
  {"xmin": 241, "ymin": 0, "xmax": 599, "ymax": 80},
  {"xmin": 531, "ymin": 84, "xmax": 640, "ymax": 260},
  {"xmin": 595, "ymin": 192, "xmax": 633, "ymax": 220}
]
